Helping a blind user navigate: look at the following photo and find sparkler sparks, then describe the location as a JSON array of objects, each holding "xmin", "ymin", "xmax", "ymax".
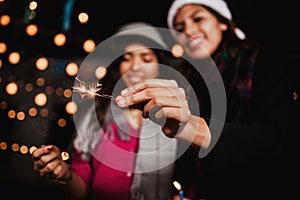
[{"xmin": 73, "ymin": 77, "xmax": 114, "ymax": 100}]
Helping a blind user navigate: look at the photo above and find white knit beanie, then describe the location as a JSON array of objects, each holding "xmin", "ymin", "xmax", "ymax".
[
  {"xmin": 113, "ymin": 22, "xmax": 167, "ymax": 49},
  {"xmin": 167, "ymin": 0, "xmax": 246, "ymax": 40}
]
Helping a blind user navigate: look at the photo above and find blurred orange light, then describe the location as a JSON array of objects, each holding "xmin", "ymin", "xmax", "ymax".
[
  {"xmin": 29, "ymin": 1, "xmax": 38, "ymax": 10},
  {"xmin": 26, "ymin": 24, "xmax": 38, "ymax": 36},
  {"xmin": 95, "ymin": 66, "xmax": 107, "ymax": 79},
  {"xmin": 8, "ymin": 110, "xmax": 16, "ymax": 118},
  {"xmin": 28, "ymin": 107, "xmax": 38, "ymax": 117},
  {"xmin": 0, "ymin": 141, "xmax": 7, "ymax": 150},
  {"xmin": 171, "ymin": 44, "xmax": 184, "ymax": 58},
  {"xmin": 65, "ymin": 101, "xmax": 77, "ymax": 115},
  {"xmin": 58, "ymin": 118, "xmax": 67, "ymax": 127},
  {"xmin": 11, "ymin": 143, "xmax": 19, "ymax": 152},
  {"xmin": 66, "ymin": 62, "xmax": 78, "ymax": 76},
  {"xmin": 8, "ymin": 52, "xmax": 21, "ymax": 65},
  {"xmin": 20, "ymin": 145, "xmax": 28, "ymax": 154},
  {"xmin": 35, "ymin": 57, "xmax": 48, "ymax": 71},
  {"xmin": 0, "ymin": 14, "xmax": 11, "ymax": 26},
  {"xmin": 17, "ymin": 111, "xmax": 25, "ymax": 120},
  {"xmin": 83, "ymin": 39, "xmax": 95, "ymax": 53},
  {"xmin": 0, "ymin": 42, "xmax": 7, "ymax": 54},
  {"xmin": 54, "ymin": 33, "xmax": 67, "ymax": 46},
  {"xmin": 78, "ymin": 12, "xmax": 89, "ymax": 24},
  {"xmin": 6, "ymin": 82, "xmax": 18, "ymax": 95},
  {"xmin": 34, "ymin": 93, "xmax": 47, "ymax": 106}
]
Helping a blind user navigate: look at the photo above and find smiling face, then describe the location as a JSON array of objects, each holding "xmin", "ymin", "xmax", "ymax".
[
  {"xmin": 119, "ymin": 43, "xmax": 159, "ymax": 87},
  {"xmin": 173, "ymin": 4, "xmax": 228, "ymax": 59}
]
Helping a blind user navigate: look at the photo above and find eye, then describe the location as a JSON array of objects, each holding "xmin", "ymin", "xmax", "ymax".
[
  {"xmin": 143, "ymin": 55, "xmax": 153, "ymax": 63},
  {"xmin": 193, "ymin": 17, "xmax": 202, "ymax": 23},
  {"xmin": 174, "ymin": 25, "xmax": 184, "ymax": 33},
  {"xmin": 122, "ymin": 53, "xmax": 131, "ymax": 61}
]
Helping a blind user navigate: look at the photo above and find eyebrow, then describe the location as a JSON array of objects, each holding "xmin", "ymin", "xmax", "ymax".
[{"xmin": 174, "ymin": 9, "xmax": 205, "ymax": 27}]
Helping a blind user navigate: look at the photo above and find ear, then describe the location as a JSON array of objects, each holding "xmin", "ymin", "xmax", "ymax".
[{"xmin": 219, "ymin": 22, "xmax": 228, "ymax": 31}]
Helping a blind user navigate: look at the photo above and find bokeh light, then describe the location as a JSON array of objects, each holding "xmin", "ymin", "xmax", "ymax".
[
  {"xmin": 83, "ymin": 39, "xmax": 95, "ymax": 53},
  {"xmin": 78, "ymin": 12, "xmax": 89, "ymax": 24},
  {"xmin": 0, "ymin": 14, "xmax": 11, "ymax": 26},
  {"xmin": 0, "ymin": 42, "xmax": 7, "ymax": 54},
  {"xmin": 5, "ymin": 82, "xmax": 18, "ymax": 95},
  {"xmin": 8, "ymin": 52, "xmax": 21, "ymax": 65},
  {"xmin": 35, "ymin": 57, "xmax": 48, "ymax": 71},
  {"xmin": 65, "ymin": 62, "xmax": 78, "ymax": 76},
  {"xmin": 25, "ymin": 24, "xmax": 38, "ymax": 36},
  {"xmin": 95, "ymin": 66, "xmax": 107, "ymax": 79},
  {"xmin": 65, "ymin": 101, "xmax": 77, "ymax": 115},
  {"xmin": 171, "ymin": 44, "xmax": 184, "ymax": 58},
  {"xmin": 34, "ymin": 93, "xmax": 47, "ymax": 106},
  {"xmin": 54, "ymin": 33, "xmax": 67, "ymax": 47}
]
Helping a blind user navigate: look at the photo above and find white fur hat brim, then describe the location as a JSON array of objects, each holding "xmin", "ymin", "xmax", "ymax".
[{"xmin": 167, "ymin": 0, "xmax": 245, "ymax": 40}]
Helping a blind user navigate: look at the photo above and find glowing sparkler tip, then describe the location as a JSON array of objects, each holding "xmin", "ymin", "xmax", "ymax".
[{"xmin": 73, "ymin": 77, "xmax": 114, "ymax": 100}]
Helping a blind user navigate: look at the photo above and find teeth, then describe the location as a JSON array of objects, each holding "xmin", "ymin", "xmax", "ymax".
[{"xmin": 190, "ymin": 37, "xmax": 203, "ymax": 47}]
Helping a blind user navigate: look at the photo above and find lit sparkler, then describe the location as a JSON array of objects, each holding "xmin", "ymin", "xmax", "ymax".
[{"xmin": 73, "ymin": 77, "xmax": 114, "ymax": 100}]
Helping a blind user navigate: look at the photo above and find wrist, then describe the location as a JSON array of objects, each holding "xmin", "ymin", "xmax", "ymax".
[{"xmin": 56, "ymin": 166, "xmax": 73, "ymax": 185}]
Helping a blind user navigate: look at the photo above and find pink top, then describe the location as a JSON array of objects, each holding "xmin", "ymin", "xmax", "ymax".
[{"xmin": 70, "ymin": 123, "xmax": 140, "ymax": 200}]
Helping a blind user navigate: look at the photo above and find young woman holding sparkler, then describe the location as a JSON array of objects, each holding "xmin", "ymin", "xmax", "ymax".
[
  {"xmin": 115, "ymin": 0, "xmax": 290, "ymax": 199},
  {"xmin": 32, "ymin": 22, "xmax": 178, "ymax": 200}
]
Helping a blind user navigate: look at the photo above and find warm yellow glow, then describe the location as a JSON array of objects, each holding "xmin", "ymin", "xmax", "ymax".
[
  {"xmin": 40, "ymin": 108, "xmax": 49, "ymax": 117},
  {"xmin": 20, "ymin": 145, "xmax": 28, "ymax": 154},
  {"xmin": 11, "ymin": 143, "xmax": 19, "ymax": 152},
  {"xmin": 28, "ymin": 107, "xmax": 37, "ymax": 117},
  {"xmin": 25, "ymin": 83, "xmax": 34, "ymax": 92},
  {"xmin": 65, "ymin": 62, "xmax": 78, "ymax": 76},
  {"xmin": 173, "ymin": 181, "xmax": 182, "ymax": 191},
  {"xmin": 83, "ymin": 39, "xmax": 95, "ymax": 53},
  {"xmin": 63, "ymin": 89, "xmax": 72, "ymax": 98},
  {"xmin": 54, "ymin": 33, "xmax": 67, "ymax": 46},
  {"xmin": 0, "ymin": 59, "xmax": 2, "ymax": 68},
  {"xmin": 58, "ymin": 118, "xmax": 67, "ymax": 127},
  {"xmin": 171, "ymin": 44, "xmax": 184, "ymax": 58},
  {"xmin": 6, "ymin": 82, "xmax": 18, "ymax": 95},
  {"xmin": 0, "ymin": 141, "xmax": 7, "ymax": 150},
  {"xmin": 65, "ymin": 101, "xmax": 77, "ymax": 115},
  {"xmin": 36, "ymin": 77, "xmax": 45, "ymax": 86},
  {"xmin": 34, "ymin": 92, "xmax": 47, "ymax": 106},
  {"xmin": 61, "ymin": 151, "xmax": 70, "ymax": 161},
  {"xmin": 26, "ymin": 24, "xmax": 38, "ymax": 36},
  {"xmin": 35, "ymin": 57, "xmax": 48, "ymax": 71},
  {"xmin": 29, "ymin": 1, "xmax": 38, "ymax": 10},
  {"xmin": 0, "ymin": 14, "xmax": 11, "ymax": 26},
  {"xmin": 95, "ymin": 66, "xmax": 107, "ymax": 79},
  {"xmin": 29, "ymin": 146, "xmax": 37, "ymax": 154},
  {"xmin": 8, "ymin": 110, "xmax": 16, "ymax": 118},
  {"xmin": 8, "ymin": 52, "xmax": 21, "ymax": 65},
  {"xmin": 0, "ymin": 42, "xmax": 7, "ymax": 54},
  {"xmin": 17, "ymin": 111, "xmax": 25, "ymax": 120},
  {"xmin": 78, "ymin": 12, "xmax": 89, "ymax": 24}
]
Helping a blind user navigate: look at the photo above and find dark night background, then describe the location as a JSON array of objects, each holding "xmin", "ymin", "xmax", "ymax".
[{"xmin": 0, "ymin": 0, "xmax": 299, "ymax": 199}]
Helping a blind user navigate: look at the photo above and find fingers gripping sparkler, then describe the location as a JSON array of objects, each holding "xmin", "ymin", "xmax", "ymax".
[{"xmin": 73, "ymin": 77, "xmax": 115, "ymax": 100}]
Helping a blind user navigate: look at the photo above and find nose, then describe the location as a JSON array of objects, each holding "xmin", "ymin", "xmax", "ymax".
[
  {"xmin": 184, "ymin": 21, "xmax": 198, "ymax": 38},
  {"xmin": 131, "ymin": 57, "xmax": 143, "ymax": 70}
]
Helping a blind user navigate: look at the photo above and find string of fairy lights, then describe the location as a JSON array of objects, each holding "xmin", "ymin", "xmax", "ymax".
[
  {"xmin": 0, "ymin": 0, "xmax": 184, "ymax": 160},
  {"xmin": 0, "ymin": 0, "xmax": 108, "ymax": 159}
]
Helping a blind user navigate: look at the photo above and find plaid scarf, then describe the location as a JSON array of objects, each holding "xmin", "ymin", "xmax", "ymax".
[{"xmin": 213, "ymin": 47, "xmax": 259, "ymax": 122}]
